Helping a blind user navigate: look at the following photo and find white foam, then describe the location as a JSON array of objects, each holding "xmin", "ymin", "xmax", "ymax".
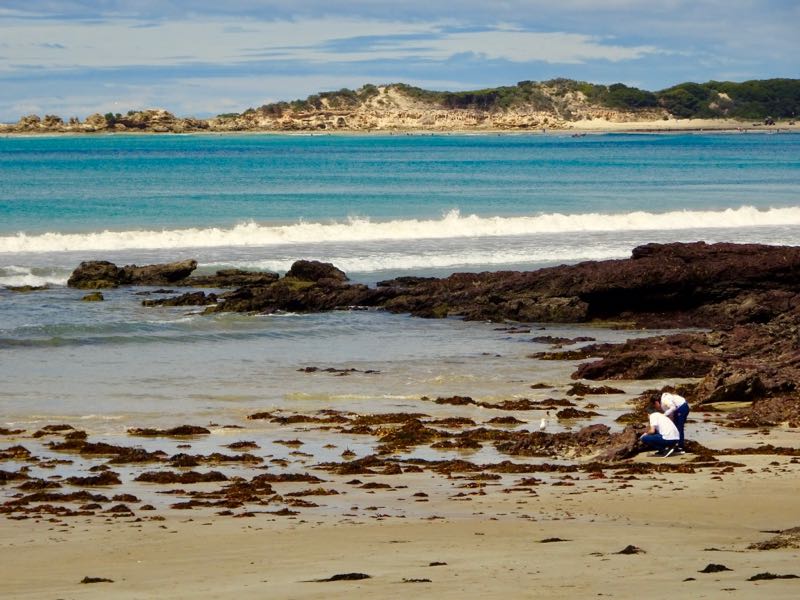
[
  {"xmin": 224, "ymin": 246, "xmax": 624, "ymax": 275},
  {"xmin": 2, "ymin": 206, "xmax": 798, "ymax": 254},
  {"xmin": 0, "ymin": 266, "xmax": 69, "ymax": 287}
]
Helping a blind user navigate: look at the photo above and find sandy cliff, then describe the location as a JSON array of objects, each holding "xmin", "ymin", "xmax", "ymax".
[{"xmin": 2, "ymin": 83, "xmax": 787, "ymax": 134}]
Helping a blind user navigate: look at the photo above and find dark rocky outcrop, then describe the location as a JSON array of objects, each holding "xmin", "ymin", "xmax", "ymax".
[
  {"xmin": 285, "ymin": 260, "xmax": 348, "ymax": 282},
  {"xmin": 203, "ymin": 277, "xmax": 386, "ymax": 314},
  {"xmin": 596, "ymin": 426, "xmax": 644, "ymax": 461},
  {"xmin": 98, "ymin": 242, "xmax": 800, "ymax": 324},
  {"xmin": 494, "ymin": 424, "xmax": 624, "ymax": 458},
  {"xmin": 727, "ymin": 396, "xmax": 800, "ymax": 428},
  {"xmin": 68, "ymin": 260, "xmax": 198, "ymax": 289},
  {"xmin": 569, "ymin": 333, "xmax": 720, "ymax": 381},
  {"xmin": 182, "ymin": 269, "xmax": 279, "ymax": 288},
  {"xmin": 75, "ymin": 243, "xmax": 800, "ymax": 418},
  {"xmin": 375, "ymin": 241, "xmax": 800, "ymax": 326},
  {"xmin": 129, "ymin": 259, "xmax": 196, "ymax": 284}
]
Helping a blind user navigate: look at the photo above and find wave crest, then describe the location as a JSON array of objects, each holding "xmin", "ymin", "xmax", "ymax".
[{"xmin": 1, "ymin": 206, "xmax": 798, "ymax": 254}]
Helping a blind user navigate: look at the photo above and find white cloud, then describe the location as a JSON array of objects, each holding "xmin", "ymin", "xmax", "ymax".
[
  {"xmin": 414, "ymin": 30, "xmax": 659, "ymax": 64},
  {"xmin": 0, "ymin": 16, "xmax": 660, "ymax": 74},
  {"xmin": 0, "ymin": 18, "xmax": 426, "ymax": 72}
]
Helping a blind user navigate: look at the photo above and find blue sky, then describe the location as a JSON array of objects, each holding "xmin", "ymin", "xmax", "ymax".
[{"xmin": 1, "ymin": 1, "xmax": 798, "ymax": 122}]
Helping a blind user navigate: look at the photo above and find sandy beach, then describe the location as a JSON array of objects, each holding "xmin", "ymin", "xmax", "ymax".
[
  {"xmin": 2, "ymin": 417, "xmax": 799, "ymax": 599},
  {"xmin": 569, "ymin": 118, "xmax": 800, "ymax": 133},
  {"xmin": 2, "ymin": 455, "xmax": 799, "ymax": 599}
]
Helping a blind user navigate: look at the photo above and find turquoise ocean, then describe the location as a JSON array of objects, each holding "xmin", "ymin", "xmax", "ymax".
[{"xmin": 1, "ymin": 132, "xmax": 799, "ymax": 446}]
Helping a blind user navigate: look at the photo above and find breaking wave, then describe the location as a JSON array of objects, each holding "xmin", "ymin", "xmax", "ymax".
[
  {"xmin": 1, "ymin": 206, "xmax": 798, "ymax": 254},
  {"xmin": 0, "ymin": 265, "xmax": 70, "ymax": 287}
]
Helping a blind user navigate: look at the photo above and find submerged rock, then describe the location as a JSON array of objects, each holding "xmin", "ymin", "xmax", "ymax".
[{"xmin": 142, "ymin": 291, "xmax": 217, "ymax": 307}]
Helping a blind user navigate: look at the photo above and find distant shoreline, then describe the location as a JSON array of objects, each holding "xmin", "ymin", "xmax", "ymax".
[
  {"xmin": 2, "ymin": 119, "xmax": 798, "ymax": 138},
  {"xmin": 4, "ymin": 78, "xmax": 798, "ymax": 136}
]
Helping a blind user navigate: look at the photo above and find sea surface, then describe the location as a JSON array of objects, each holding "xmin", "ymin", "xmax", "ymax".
[{"xmin": 1, "ymin": 132, "xmax": 799, "ymax": 435}]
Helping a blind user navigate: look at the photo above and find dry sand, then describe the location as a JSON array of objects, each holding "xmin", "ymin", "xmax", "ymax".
[
  {"xmin": 2, "ymin": 448, "xmax": 798, "ymax": 599},
  {"xmin": 569, "ymin": 118, "xmax": 800, "ymax": 133}
]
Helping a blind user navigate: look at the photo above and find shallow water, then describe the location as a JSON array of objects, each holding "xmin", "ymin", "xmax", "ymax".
[{"xmin": 1, "ymin": 283, "xmax": 663, "ymax": 428}]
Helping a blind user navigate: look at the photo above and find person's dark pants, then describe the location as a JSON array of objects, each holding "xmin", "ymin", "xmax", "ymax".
[
  {"xmin": 640, "ymin": 433, "xmax": 677, "ymax": 452},
  {"xmin": 673, "ymin": 403, "xmax": 690, "ymax": 449}
]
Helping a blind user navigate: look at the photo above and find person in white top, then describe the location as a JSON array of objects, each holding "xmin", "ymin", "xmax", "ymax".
[
  {"xmin": 656, "ymin": 390, "xmax": 690, "ymax": 452},
  {"xmin": 640, "ymin": 407, "xmax": 680, "ymax": 457}
]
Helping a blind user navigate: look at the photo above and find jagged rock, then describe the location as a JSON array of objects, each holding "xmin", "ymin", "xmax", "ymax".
[
  {"xmin": 68, "ymin": 260, "xmax": 198, "ymax": 288},
  {"xmin": 727, "ymin": 396, "xmax": 800, "ymax": 428},
  {"xmin": 285, "ymin": 260, "xmax": 348, "ymax": 282},
  {"xmin": 205, "ymin": 277, "xmax": 385, "ymax": 314},
  {"xmin": 694, "ymin": 365, "xmax": 766, "ymax": 405},
  {"xmin": 81, "ymin": 292, "xmax": 104, "ymax": 302},
  {"xmin": 67, "ymin": 261, "xmax": 125, "ymax": 289},
  {"xmin": 572, "ymin": 333, "xmax": 718, "ymax": 380},
  {"xmin": 135, "ymin": 242, "xmax": 800, "ymax": 331},
  {"xmin": 124, "ymin": 260, "xmax": 199, "ymax": 285},
  {"xmin": 596, "ymin": 426, "xmax": 642, "ymax": 461}
]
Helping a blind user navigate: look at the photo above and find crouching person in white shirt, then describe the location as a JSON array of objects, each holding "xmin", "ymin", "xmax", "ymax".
[
  {"xmin": 658, "ymin": 390, "xmax": 690, "ymax": 453},
  {"xmin": 640, "ymin": 406, "xmax": 680, "ymax": 458}
]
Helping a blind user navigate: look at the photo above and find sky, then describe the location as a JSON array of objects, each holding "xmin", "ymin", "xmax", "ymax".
[{"xmin": 1, "ymin": 1, "xmax": 798, "ymax": 122}]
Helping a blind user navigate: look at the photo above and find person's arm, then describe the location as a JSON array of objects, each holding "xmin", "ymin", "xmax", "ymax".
[
  {"xmin": 640, "ymin": 422, "xmax": 656, "ymax": 438},
  {"xmin": 662, "ymin": 397, "xmax": 677, "ymax": 418}
]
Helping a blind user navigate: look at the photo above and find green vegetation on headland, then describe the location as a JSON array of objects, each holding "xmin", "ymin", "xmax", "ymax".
[
  {"xmin": 250, "ymin": 78, "xmax": 800, "ymax": 120},
  {"xmin": 3, "ymin": 78, "xmax": 798, "ymax": 133}
]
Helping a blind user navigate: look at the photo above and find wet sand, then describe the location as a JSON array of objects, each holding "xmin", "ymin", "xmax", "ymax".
[
  {"xmin": 2, "ymin": 324, "xmax": 799, "ymax": 598},
  {"xmin": 2, "ymin": 432, "xmax": 799, "ymax": 599}
]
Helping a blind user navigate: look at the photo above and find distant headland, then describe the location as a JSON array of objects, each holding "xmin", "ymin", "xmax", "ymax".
[{"xmin": 2, "ymin": 78, "xmax": 798, "ymax": 134}]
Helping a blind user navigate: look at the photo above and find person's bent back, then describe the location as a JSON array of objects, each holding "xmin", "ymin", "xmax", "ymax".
[{"xmin": 640, "ymin": 407, "xmax": 680, "ymax": 457}]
